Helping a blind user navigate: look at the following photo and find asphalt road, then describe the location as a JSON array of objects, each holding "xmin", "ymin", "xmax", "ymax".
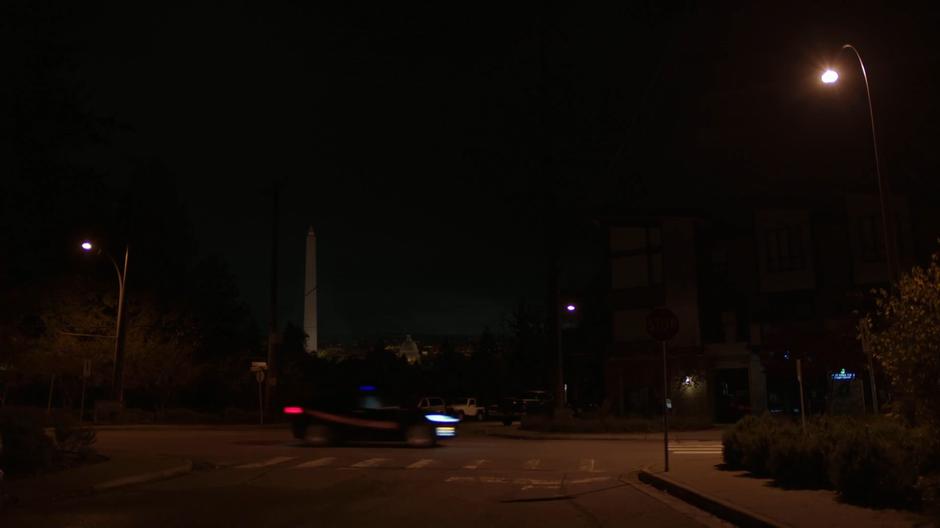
[{"xmin": 4, "ymin": 423, "xmax": 728, "ymax": 528}]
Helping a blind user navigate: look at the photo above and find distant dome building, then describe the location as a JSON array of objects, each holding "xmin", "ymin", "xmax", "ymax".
[{"xmin": 399, "ymin": 334, "xmax": 420, "ymax": 364}]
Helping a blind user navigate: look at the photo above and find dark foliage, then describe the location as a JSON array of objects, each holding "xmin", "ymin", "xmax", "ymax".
[
  {"xmin": 0, "ymin": 408, "xmax": 54, "ymax": 476},
  {"xmin": 722, "ymin": 414, "xmax": 938, "ymax": 507}
]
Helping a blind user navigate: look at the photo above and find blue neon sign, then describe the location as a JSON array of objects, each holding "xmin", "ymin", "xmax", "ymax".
[{"xmin": 831, "ymin": 368, "xmax": 856, "ymax": 381}]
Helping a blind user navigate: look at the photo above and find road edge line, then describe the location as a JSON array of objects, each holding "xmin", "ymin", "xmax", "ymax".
[
  {"xmin": 92, "ymin": 460, "xmax": 194, "ymax": 492},
  {"xmin": 638, "ymin": 469, "xmax": 786, "ymax": 528}
]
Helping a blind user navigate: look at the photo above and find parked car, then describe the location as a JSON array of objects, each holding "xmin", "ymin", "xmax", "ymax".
[
  {"xmin": 416, "ymin": 396, "xmax": 447, "ymax": 413},
  {"xmin": 283, "ymin": 387, "xmax": 458, "ymax": 447},
  {"xmin": 497, "ymin": 390, "xmax": 555, "ymax": 425},
  {"xmin": 447, "ymin": 397, "xmax": 486, "ymax": 421},
  {"xmin": 519, "ymin": 390, "xmax": 554, "ymax": 412}
]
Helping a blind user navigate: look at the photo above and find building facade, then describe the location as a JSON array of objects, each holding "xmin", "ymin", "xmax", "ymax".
[{"xmin": 604, "ymin": 193, "xmax": 914, "ymax": 422}]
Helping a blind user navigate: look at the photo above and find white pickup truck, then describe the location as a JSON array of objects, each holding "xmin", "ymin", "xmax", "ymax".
[{"xmin": 447, "ymin": 397, "xmax": 486, "ymax": 421}]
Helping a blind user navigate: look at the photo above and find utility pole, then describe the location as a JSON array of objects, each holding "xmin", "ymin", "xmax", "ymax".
[{"xmin": 266, "ymin": 183, "xmax": 280, "ymax": 415}]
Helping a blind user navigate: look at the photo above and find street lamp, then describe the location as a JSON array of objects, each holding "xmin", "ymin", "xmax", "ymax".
[
  {"xmin": 820, "ymin": 43, "xmax": 891, "ymax": 414},
  {"xmin": 820, "ymin": 44, "xmax": 895, "ymax": 283},
  {"xmin": 81, "ymin": 240, "xmax": 129, "ymax": 402}
]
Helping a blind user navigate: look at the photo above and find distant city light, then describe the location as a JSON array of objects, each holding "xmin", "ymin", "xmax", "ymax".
[
  {"xmin": 283, "ymin": 406, "xmax": 303, "ymax": 415},
  {"xmin": 358, "ymin": 385, "xmax": 376, "ymax": 392},
  {"xmin": 566, "ymin": 304, "xmax": 576, "ymax": 312},
  {"xmin": 81, "ymin": 241, "xmax": 93, "ymax": 251},
  {"xmin": 683, "ymin": 376, "xmax": 693, "ymax": 386},
  {"xmin": 821, "ymin": 69, "xmax": 839, "ymax": 84}
]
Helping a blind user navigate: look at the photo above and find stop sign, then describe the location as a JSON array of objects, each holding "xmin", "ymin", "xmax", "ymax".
[{"xmin": 646, "ymin": 308, "xmax": 679, "ymax": 341}]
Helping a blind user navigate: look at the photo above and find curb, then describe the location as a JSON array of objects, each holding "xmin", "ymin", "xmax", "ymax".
[
  {"xmin": 92, "ymin": 460, "xmax": 194, "ymax": 492},
  {"xmin": 638, "ymin": 469, "xmax": 785, "ymax": 528},
  {"xmin": 485, "ymin": 431, "xmax": 655, "ymax": 441},
  {"xmin": 482, "ymin": 429, "xmax": 722, "ymax": 442}
]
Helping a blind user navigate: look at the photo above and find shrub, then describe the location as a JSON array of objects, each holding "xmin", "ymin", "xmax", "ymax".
[
  {"xmin": 767, "ymin": 425, "xmax": 829, "ymax": 488},
  {"xmin": 0, "ymin": 407, "xmax": 55, "ymax": 476},
  {"xmin": 828, "ymin": 421, "xmax": 920, "ymax": 507},
  {"xmin": 160, "ymin": 408, "xmax": 218, "ymax": 424},
  {"xmin": 722, "ymin": 414, "xmax": 781, "ymax": 476},
  {"xmin": 52, "ymin": 413, "xmax": 97, "ymax": 463},
  {"xmin": 222, "ymin": 407, "xmax": 258, "ymax": 424}
]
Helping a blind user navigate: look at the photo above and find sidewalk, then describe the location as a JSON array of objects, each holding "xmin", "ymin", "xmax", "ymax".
[
  {"xmin": 640, "ymin": 456, "xmax": 931, "ymax": 527},
  {"xmin": 3, "ymin": 453, "xmax": 192, "ymax": 508},
  {"xmin": 467, "ymin": 421, "xmax": 724, "ymax": 441}
]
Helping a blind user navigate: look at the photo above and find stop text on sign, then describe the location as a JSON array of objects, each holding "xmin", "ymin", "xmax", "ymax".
[{"xmin": 646, "ymin": 308, "xmax": 679, "ymax": 341}]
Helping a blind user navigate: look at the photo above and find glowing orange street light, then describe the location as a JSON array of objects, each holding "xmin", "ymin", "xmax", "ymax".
[{"xmin": 821, "ymin": 69, "xmax": 839, "ymax": 84}]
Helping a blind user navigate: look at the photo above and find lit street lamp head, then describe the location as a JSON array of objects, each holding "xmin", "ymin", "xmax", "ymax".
[
  {"xmin": 81, "ymin": 241, "xmax": 94, "ymax": 252},
  {"xmin": 566, "ymin": 304, "xmax": 576, "ymax": 312},
  {"xmin": 821, "ymin": 69, "xmax": 839, "ymax": 84}
]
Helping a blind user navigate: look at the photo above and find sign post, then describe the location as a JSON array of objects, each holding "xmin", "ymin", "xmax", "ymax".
[
  {"xmin": 251, "ymin": 362, "xmax": 268, "ymax": 425},
  {"xmin": 796, "ymin": 359, "xmax": 806, "ymax": 431},
  {"xmin": 79, "ymin": 359, "xmax": 91, "ymax": 425},
  {"xmin": 646, "ymin": 308, "xmax": 679, "ymax": 473}
]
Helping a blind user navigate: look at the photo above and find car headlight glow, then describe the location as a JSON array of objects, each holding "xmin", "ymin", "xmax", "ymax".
[
  {"xmin": 435, "ymin": 426, "xmax": 456, "ymax": 437},
  {"xmin": 425, "ymin": 413, "xmax": 459, "ymax": 423}
]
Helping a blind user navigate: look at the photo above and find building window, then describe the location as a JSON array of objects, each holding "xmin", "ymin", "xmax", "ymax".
[
  {"xmin": 765, "ymin": 226, "xmax": 805, "ymax": 272},
  {"xmin": 610, "ymin": 226, "xmax": 663, "ymax": 289},
  {"xmin": 857, "ymin": 215, "xmax": 883, "ymax": 263}
]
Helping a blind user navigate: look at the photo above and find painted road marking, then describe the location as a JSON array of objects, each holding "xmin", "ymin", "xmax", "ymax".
[
  {"xmin": 669, "ymin": 442, "xmax": 722, "ymax": 454},
  {"xmin": 578, "ymin": 458, "xmax": 596, "ymax": 472},
  {"xmin": 350, "ymin": 458, "xmax": 389, "ymax": 468},
  {"xmin": 568, "ymin": 476, "xmax": 613, "ymax": 485},
  {"xmin": 406, "ymin": 459, "xmax": 435, "ymax": 469},
  {"xmin": 463, "ymin": 459, "xmax": 487, "ymax": 470},
  {"xmin": 293, "ymin": 457, "xmax": 336, "ymax": 469},
  {"xmin": 235, "ymin": 456, "xmax": 295, "ymax": 469},
  {"xmin": 523, "ymin": 459, "xmax": 541, "ymax": 470},
  {"xmin": 444, "ymin": 476, "xmax": 563, "ymax": 490}
]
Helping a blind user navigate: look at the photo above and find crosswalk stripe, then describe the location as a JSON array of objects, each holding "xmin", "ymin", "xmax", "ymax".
[
  {"xmin": 578, "ymin": 458, "xmax": 596, "ymax": 472},
  {"xmin": 293, "ymin": 457, "xmax": 336, "ymax": 469},
  {"xmin": 235, "ymin": 456, "xmax": 295, "ymax": 469},
  {"xmin": 463, "ymin": 459, "xmax": 486, "ymax": 470},
  {"xmin": 524, "ymin": 459, "xmax": 541, "ymax": 470},
  {"xmin": 406, "ymin": 459, "xmax": 435, "ymax": 469},
  {"xmin": 351, "ymin": 458, "xmax": 388, "ymax": 468}
]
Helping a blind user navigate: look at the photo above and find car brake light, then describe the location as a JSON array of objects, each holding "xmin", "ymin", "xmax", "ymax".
[{"xmin": 283, "ymin": 406, "xmax": 304, "ymax": 415}]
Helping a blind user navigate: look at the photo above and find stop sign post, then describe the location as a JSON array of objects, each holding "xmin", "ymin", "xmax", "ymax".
[{"xmin": 647, "ymin": 308, "xmax": 679, "ymax": 472}]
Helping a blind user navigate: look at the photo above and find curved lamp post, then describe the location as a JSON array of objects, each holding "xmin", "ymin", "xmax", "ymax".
[
  {"xmin": 821, "ymin": 44, "xmax": 890, "ymax": 413},
  {"xmin": 821, "ymin": 44, "xmax": 895, "ymax": 283},
  {"xmin": 81, "ymin": 240, "xmax": 129, "ymax": 402}
]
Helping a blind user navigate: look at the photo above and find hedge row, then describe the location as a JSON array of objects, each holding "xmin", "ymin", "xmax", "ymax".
[
  {"xmin": 0, "ymin": 407, "xmax": 98, "ymax": 477},
  {"xmin": 722, "ymin": 414, "xmax": 940, "ymax": 507}
]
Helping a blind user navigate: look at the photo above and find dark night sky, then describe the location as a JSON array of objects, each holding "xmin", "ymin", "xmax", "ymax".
[{"xmin": 51, "ymin": 2, "xmax": 940, "ymax": 340}]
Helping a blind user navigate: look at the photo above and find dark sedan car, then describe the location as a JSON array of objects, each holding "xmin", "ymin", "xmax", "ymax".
[{"xmin": 283, "ymin": 387, "xmax": 458, "ymax": 447}]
